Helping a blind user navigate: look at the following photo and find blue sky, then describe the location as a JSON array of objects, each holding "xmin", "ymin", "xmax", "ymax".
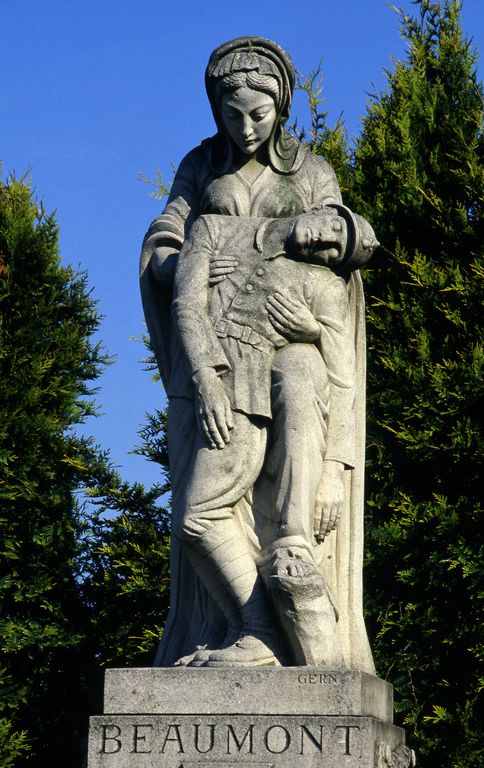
[{"xmin": 2, "ymin": 0, "xmax": 483, "ymax": 490}]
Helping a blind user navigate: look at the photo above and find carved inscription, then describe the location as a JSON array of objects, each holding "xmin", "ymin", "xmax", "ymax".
[
  {"xmin": 100, "ymin": 725, "xmax": 121, "ymax": 754},
  {"xmin": 333, "ymin": 725, "xmax": 362, "ymax": 757},
  {"xmin": 297, "ymin": 672, "xmax": 339, "ymax": 685},
  {"xmin": 94, "ymin": 717, "xmax": 364, "ymax": 761},
  {"xmin": 264, "ymin": 725, "xmax": 291, "ymax": 754},
  {"xmin": 132, "ymin": 723, "xmax": 153, "ymax": 754},
  {"xmin": 227, "ymin": 723, "xmax": 254, "ymax": 754},
  {"xmin": 194, "ymin": 723, "xmax": 215, "ymax": 754}
]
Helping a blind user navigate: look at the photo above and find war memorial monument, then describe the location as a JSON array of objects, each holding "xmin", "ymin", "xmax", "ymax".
[{"xmin": 88, "ymin": 36, "xmax": 415, "ymax": 768}]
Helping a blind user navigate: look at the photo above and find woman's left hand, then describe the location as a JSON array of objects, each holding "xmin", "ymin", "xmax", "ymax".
[{"xmin": 266, "ymin": 292, "xmax": 320, "ymax": 342}]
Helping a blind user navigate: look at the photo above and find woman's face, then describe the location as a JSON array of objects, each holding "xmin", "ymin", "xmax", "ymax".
[{"xmin": 220, "ymin": 86, "xmax": 277, "ymax": 156}]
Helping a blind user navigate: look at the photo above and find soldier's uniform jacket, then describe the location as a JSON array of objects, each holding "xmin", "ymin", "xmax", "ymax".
[{"xmin": 171, "ymin": 213, "xmax": 356, "ymax": 467}]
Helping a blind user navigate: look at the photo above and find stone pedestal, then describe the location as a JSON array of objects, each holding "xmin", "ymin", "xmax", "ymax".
[{"xmin": 88, "ymin": 668, "xmax": 413, "ymax": 767}]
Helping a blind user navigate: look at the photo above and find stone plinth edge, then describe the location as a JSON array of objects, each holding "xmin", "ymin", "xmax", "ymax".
[
  {"xmin": 104, "ymin": 667, "xmax": 393, "ymax": 723},
  {"xmin": 88, "ymin": 714, "xmax": 407, "ymax": 768}
]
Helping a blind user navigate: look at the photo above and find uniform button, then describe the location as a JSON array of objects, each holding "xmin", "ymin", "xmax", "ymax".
[
  {"xmin": 256, "ymin": 268, "xmax": 265, "ymax": 276},
  {"xmin": 246, "ymin": 283, "xmax": 254, "ymax": 291}
]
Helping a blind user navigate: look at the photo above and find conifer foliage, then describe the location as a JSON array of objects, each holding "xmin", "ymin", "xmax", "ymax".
[
  {"xmin": 350, "ymin": 2, "xmax": 483, "ymax": 765},
  {"xmin": 0, "ymin": 174, "xmax": 172, "ymax": 766},
  {"xmin": 0, "ymin": 173, "xmax": 171, "ymax": 766},
  {"xmin": 0, "ymin": 175, "xmax": 108, "ymax": 765},
  {"xmin": 1, "ymin": 2, "xmax": 482, "ymax": 764}
]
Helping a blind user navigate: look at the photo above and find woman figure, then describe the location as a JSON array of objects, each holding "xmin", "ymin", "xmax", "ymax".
[{"xmin": 140, "ymin": 36, "xmax": 375, "ymax": 673}]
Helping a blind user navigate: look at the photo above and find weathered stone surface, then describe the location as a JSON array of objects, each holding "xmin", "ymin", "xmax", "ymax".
[
  {"xmin": 90, "ymin": 667, "xmax": 412, "ymax": 767},
  {"xmin": 88, "ymin": 714, "xmax": 406, "ymax": 768},
  {"xmin": 86, "ymin": 34, "xmax": 415, "ymax": 768},
  {"xmin": 103, "ymin": 667, "xmax": 393, "ymax": 723},
  {"xmin": 376, "ymin": 742, "xmax": 416, "ymax": 767},
  {"xmin": 140, "ymin": 36, "xmax": 378, "ymax": 673}
]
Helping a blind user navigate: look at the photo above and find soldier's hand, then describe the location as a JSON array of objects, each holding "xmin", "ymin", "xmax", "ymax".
[
  {"xmin": 314, "ymin": 460, "xmax": 345, "ymax": 542},
  {"xmin": 192, "ymin": 367, "xmax": 234, "ymax": 449},
  {"xmin": 209, "ymin": 257, "xmax": 238, "ymax": 285},
  {"xmin": 266, "ymin": 292, "xmax": 320, "ymax": 342}
]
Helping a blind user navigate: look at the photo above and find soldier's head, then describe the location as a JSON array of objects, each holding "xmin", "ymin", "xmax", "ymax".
[
  {"xmin": 287, "ymin": 208, "xmax": 346, "ymax": 267},
  {"xmin": 288, "ymin": 206, "xmax": 379, "ymax": 270}
]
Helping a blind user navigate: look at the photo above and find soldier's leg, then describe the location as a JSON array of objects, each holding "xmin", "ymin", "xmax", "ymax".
[
  {"xmin": 178, "ymin": 411, "xmax": 284, "ymax": 664},
  {"xmin": 253, "ymin": 346, "xmax": 343, "ymax": 666},
  {"xmin": 255, "ymin": 343, "xmax": 329, "ymax": 550},
  {"xmin": 167, "ymin": 400, "xmax": 256, "ymax": 661}
]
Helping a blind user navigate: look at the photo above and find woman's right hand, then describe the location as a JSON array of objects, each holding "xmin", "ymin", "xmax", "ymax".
[{"xmin": 209, "ymin": 256, "xmax": 238, "ymax": 285}]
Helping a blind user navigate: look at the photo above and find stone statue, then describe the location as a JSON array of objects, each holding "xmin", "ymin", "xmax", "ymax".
[{"xmin": 140, "ymin": 36, "xmax": 378, "ymax": 671}]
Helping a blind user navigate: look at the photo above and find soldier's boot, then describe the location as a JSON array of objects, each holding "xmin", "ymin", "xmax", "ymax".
[{"xmin": 182, "ymin": 516, "xmax": 285, "ymax": 666}]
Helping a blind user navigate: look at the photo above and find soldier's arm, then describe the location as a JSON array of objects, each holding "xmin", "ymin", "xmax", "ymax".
[
  {"xmin": 173, "ymin": 217, "xmax": 234, "ymax": 449},
  {"xmin": 172, "ymin": 216, "xmax": 229, "ymax": 376}
]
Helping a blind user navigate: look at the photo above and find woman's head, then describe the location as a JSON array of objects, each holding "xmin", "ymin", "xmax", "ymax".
[
  {"xmin": 219, "ymin": 84, "xmax": 277, "ymax": 157},
  {"xmin": 205, "ymin": 37, "xmax": 303, "ymax": 173}
]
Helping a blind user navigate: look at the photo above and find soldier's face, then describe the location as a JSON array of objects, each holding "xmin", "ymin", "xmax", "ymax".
[
  {"xmin": 220, "ymin": 86, "xmax": 277, "ymax": 156},
  {"xmin": 290, "ymin": 213, "xmax": 343, "ymax": 265}
]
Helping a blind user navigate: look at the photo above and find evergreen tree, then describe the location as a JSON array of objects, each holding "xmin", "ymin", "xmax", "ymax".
[
  {"xmin": 0, "ymin": 173, "xmax": 109, "ymax": 765},
  {"xmin": 79, "ymin": 409, "xmax": 171, "ymax": 671},
  {"xmin": 291, "ymin": 67, "xmax": 354, "ymax": 196},
  {"xmin": 348, "ymin": 2, "xmax": 483, "ymax": 765},
  {"xmin": 0, "ymin": 172, "xmax": 172, "ymax": 765},
  {"xmin": 125, "ymin": 7, "xmax": 483, "ymax": 762}
]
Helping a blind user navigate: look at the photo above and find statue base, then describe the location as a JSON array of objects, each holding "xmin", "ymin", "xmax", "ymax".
[{"xmin": 88, "ymin": 667, "xmax": 414, "ymax": 767}]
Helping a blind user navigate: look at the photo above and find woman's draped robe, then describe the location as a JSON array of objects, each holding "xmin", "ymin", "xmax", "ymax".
[{"xmin": 140, "ymin": 138, "xmax": 375, "ymax": 674}]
